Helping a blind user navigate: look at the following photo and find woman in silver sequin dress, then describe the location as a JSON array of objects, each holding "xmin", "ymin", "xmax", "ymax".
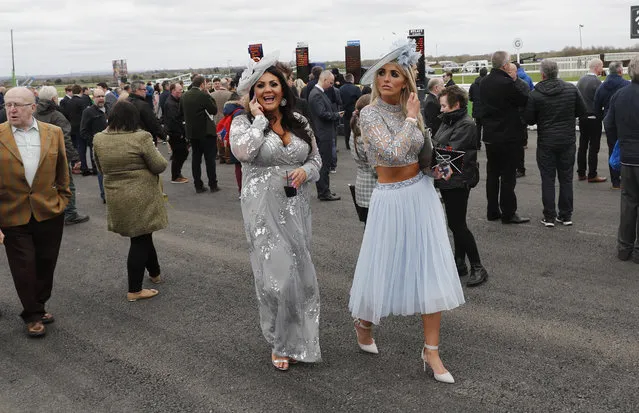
[
  {"xmin": 348, "ymin": 42, "xmax": 465, "ymax": 384},
  {"xmin": 230, "ymin": 57, "xmax": 323, "ymax": 371}
]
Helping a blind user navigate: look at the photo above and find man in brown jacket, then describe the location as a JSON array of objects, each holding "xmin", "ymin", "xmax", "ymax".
[{"xmin": 0, "ymin": 87, "xmax": 71, "ymax": 337}]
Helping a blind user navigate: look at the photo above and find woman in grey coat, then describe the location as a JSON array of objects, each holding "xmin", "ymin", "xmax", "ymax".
[
  {"xmin": 433, "ymin": 86, "xmax": 487, "ymax": 287},
  {"xmin": 93, "ymin": 101, "xmax": 169, "ymax": 302}
]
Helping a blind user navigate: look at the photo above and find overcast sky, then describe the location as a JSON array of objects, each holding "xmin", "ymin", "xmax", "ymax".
[{"xmin": 0, "ymin": 0, "xmax": 636, "ymax": 76}]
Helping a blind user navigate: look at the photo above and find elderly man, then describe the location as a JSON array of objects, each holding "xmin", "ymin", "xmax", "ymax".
[
  {"xmin": 180, "ymin": 75, "xmax": 219, "ymax": 193},
  {"xmin": 595, "ymin": 61, "xmax": 630, "ymax": 189},
  {"xmin": 0, "ymin": 87, "xmax": 71, "ymax": 337},
  {"xmin": 424, "ymin": 77, "xmax": 445, "ymax": 135},
  {"xmin": 309, "ymin": 70, "xmax": 341, "ymax": 201},
  {"xmin": 524, "ymin": 60, "xmax": 586, "ymax": 227},
  {"xmin": 576, "ymin": 59, "xmax": 606, "ymax": 183},
  {"xmin": 480, "ymin": 51, "xmax": 530, "ymax": 224},
  {"xmin": 164, "ymin": 83, "xmax": 189, "ymax": 184},
  {"xmin": 604, "ymin": 56, "xmax": 639, "ymax": 262},
  {"xmin": 79, "ymin": 88, "xmax": 106, "ymax": 176},
  {"xmin": 128, "ymin": 80, "xmax": 164, "ymax": 145},
  {"xmin": 35, "ymin": 86, "xmax": 89, "ymax": 225}
]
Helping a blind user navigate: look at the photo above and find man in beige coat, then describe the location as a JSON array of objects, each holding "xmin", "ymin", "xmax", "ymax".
[{"xmin": 0, "ymin": 87, "xmax": 71, "ymax": 337}]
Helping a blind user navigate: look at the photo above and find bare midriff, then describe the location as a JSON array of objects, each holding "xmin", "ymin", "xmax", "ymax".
[{"xmin": 376, "ymin": 163, "xmax": 420, "ymax": 183}]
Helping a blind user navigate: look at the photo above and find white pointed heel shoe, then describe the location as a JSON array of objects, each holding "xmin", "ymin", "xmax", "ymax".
[
  {"xmin": 421, "ymin": 344, "xmax": 455, "ymax": 384},
  {"xmin": 354, "ymin": 319, "xmax": 379, "ymax": 354}
]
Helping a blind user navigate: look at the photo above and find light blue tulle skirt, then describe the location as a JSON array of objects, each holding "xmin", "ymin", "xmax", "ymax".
[{"xmin": 349, "ymin": 173, "xmax": 465, "ymax": 324}]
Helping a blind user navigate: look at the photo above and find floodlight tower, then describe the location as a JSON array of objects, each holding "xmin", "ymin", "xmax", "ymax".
[
  {"xmin": 579, "ymin": 24, "xmax": 584, "ymax": 49},
  {"xmin": 11, "ymin": 29, "xmax": 17, "ymax": 86}
]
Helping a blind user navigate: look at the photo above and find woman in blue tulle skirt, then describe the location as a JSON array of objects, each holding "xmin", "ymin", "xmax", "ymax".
[{"xmin": 348, "ymin": 41, "xmax": 465, "ymax": 384}]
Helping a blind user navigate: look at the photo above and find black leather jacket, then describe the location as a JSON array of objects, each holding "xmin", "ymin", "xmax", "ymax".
[{"xmin": 432, "ymin": 109, "xmax": 478, "ymax": 190}]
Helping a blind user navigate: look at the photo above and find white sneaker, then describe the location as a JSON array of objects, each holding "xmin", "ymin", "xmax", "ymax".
[{"xmin": 555, "ymin": 217, "xmax": 573, "ymax": 226}]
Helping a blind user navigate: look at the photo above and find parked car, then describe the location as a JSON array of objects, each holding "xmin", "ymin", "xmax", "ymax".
[{"xmin": 440, "ymin": 61, "xmax": 461, "ymax": 73}]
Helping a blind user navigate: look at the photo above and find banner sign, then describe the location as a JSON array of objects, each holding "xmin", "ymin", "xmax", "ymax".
[
  {"xmin": 345, "ymin": 41, "xmax": 362, "ymax": 83},
  {"xmin": 248, "ymin": 44, "xmax": 264, "ymax": 61},
  {"xmin": 408, "ymin": 29, "xmax": 426, "ymax": 88},
  {"xmin": 632, "ymin": 6, "xmax": 639, "ymax": 39},
  {"xmin": 296, "ymin": 45, "xmax": 310, "ymax": 82}
]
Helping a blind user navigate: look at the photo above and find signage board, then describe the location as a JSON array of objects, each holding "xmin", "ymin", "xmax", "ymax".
[
  {"xmin": 632, "ymin": 6, "xmax": 639, "ymax": 39},
  {"xmin": 248, "ymin": 44, "xmax": 264, "ymax": 61},
  {"xmin": 408, "ymin": 29, "xmax": 426, "ymax": 88},
  {"xmin": 296, "ymin": 46, "xmax": 310, "ymax": 82},
  {"xmin": 345, "ymin": 44, "xmax": 362, "ymax": 83}
]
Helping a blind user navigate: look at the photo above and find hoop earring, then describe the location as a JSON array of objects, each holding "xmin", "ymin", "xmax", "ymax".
[{"xmin": 280, "ymin": 98, "xmax": 287, "ymax": 107}]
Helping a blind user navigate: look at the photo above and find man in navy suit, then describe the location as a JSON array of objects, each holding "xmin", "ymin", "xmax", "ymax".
[
  {"xmin": 339, "ymin": 73, "xmax": 362, "ymax": 150},
  {"xmin": 308, "ymin": 70, "xmax": 343, "ymax": 201}
]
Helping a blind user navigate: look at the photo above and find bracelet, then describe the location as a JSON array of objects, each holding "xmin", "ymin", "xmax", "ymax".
[{"xmin": 405, "ymin": 117, "xmax": 417, "ymax": 125}]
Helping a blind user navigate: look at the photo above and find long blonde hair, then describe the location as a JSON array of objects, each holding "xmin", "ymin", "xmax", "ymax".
[{"xmin": 370, "ymin": 62, "xmax": 426, "ymax": 134}]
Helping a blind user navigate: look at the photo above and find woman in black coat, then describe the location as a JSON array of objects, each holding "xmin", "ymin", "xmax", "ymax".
[{"xmin": 433, "ymin": 86, "xmax": 488, "ymax": 287}]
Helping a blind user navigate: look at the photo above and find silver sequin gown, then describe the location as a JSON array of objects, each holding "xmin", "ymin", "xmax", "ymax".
[{"xmin": 230, "ymin": 112, "xmax": 322, "ymax": 362}]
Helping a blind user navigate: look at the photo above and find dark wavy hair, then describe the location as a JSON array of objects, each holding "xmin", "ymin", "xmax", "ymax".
[
  {"xmin": 246, "ymin": 66, "xmax": 313, "ymax": 153},
  {"xmin": 107, "ymin": 100, "xmax": 140, "ymax": 132},
  {"xmin": 438, "ymin": 85, "xmax": 468, "ymax": 109}
]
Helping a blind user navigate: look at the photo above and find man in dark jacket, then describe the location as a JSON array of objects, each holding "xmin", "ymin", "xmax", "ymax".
[
  {"xmin": 339, "ymin": 73, "xmax": 362, "ymax": 150},
  {"xmin": 443, "ymin": 71, "xmax": 455, "ymax": 87},
  {"xmin": 158, "ymin": 80, "xmax": 171, "ymax": 115},
  {"xmin": 576, "ymin": 58, "xmax": 606, "ymax": 183},
  {"xmin": 34, "ymin": 86, "xmax": 89, "ymax": 225},
  {"xmin": 164, "ymin": 83, "xmax": 189, "ymax": 184},
  {"xmin": 594, "ymin": 61, "xmax": 630, "ymax": 189},
  {"xmin": 65, "ymin": 84, "xmax": 91, "ymax": 152},
  {"xmin": 524, "ymin": 60, "xmax": 586, "ymax": 227},
  {"xmin": 480, "ymin": 51, "xmax": 530, "ymax": 224},
  {"xmin": 309, "ymin": 70, "xmax": 342, "ymax": 201},
  {"xmin": 180, "ymin": 75, "xmax": 219, "ymax": 193},
  {"xmin": 79, "ymin": 88, "xmax": 107, "ymax": 176},
  {"xmin": 128, "ymin": 81, "xmax": 164, "ymax": 145},
  {"xmin": 303, "ymin": 66, "xmax": 324, "ymax": 100},
  {"xmin": 468, "ymin": 67, "xmax": 487, "ymax": 149},
  {"xmin": 424, "ymin": 77, "xmax": 444, "ymax": 135},
  {"xmin": 603, "ymin": 56, "xmax": 639, "ymax": 262},
  {"xmin": 58, "ymin": 85, "xmax": 73, "ymax": 117}
]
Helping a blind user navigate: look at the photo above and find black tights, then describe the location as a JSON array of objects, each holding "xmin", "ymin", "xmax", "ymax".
[
  {"xmin": 127, "ymin": 233, "xmax": 160, "ymax": 293},
  {"xmin": 440, "ymin": 187, "xmax": 481, "ymax": 265}
]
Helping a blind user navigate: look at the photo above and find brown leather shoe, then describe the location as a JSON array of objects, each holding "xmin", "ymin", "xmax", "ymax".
[
  {"xmin": 41, "ymin": 313, "xmax": 55, "ymax": 324},
  {"xmin": 27, "ymin": 321, "xmax": 46, "ymax": 337},
  {"xmin": 588, "ymin": 176, "xmax": 607, "ymax": 183},
  {"xmin": 578, "ymin": 175, "xmax": 587, "ymax": 181}
]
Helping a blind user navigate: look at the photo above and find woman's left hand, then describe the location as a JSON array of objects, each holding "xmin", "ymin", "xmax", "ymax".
[{"xmin": 288, "ymin": 168, "xmax": 307, "ymax": 188}]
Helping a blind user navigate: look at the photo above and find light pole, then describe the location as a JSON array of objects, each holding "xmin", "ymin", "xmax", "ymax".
[
  {"xmin": 11, "ymin": 29, "xmax": 16, "ymax": 86},
  {"xmin": 579, "ymin": 24, "xmax": 584, "ymax": 50}
]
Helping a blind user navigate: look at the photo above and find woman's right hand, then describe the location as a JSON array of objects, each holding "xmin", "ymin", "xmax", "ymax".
[
  {"xmin": 249, "ymin": 96, "xmax": 264, "ymax": 117},
  {"xmin": 406, "ymin": 92, "xmax": 420, "ymax": 119},
  {"xmin": 0, "ymin": 229, "xmax": 4, "ymax": 245}
]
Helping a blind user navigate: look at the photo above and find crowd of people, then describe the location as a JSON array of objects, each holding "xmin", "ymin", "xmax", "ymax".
[{"xmin": 0, "ymin": 46, "xmax": 638, "ymax": 385}]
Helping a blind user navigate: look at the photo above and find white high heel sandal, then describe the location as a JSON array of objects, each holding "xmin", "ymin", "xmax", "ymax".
[
  {"xmin": 421, "ymin": 344, "xmax": 455, "ymax": 384},
  {"xmin": 354, "ymin": 319, "xmax": 379, "ymax": 354}
]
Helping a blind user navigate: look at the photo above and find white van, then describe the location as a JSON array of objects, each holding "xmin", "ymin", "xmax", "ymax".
[{"xmin": 462, "ymin": 60, "xmax": 489, "ymax": 73}]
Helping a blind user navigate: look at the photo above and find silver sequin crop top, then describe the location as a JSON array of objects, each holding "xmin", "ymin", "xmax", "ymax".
[{"xmin": 359, "ymin": 98, "xmax": 425, "ymax": 168}]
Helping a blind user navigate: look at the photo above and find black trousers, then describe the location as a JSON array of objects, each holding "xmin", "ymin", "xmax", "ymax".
[
  {"xmin": 577, "ymin": 117, "xmax": 602, "ymax": 179},
  {"xmin": 485, "ymin": 142, "xmax": 520, "ymax": 219},
  {"xmin": 316, "ymin": 139, "xmax": 333, "ymax": 198},
  {"xmin": 169, "ymin": 136, "xmax": 189, "ymax": 181},
  {"xmin": 441, "ymin": 187, "xmax": 481, "ymax": 264},
  {"xmin": 474, "ymin": 118, "xmax": 483, "ymax": 149},
  {"xmin": 127, "ymin": 233, "xmax": 160, "ymax": 293},
  {"xmin": 191, "ymin": 137, "xmax": 218, "ymax": 189},
  {"xmin": 344, "ymin": 113, "xmax": 353, "ymax": 150},
  {"xmin": 2, "ymin": 214, "xmax": 64, "ymax": 323},
  {"xmin": 607, "ymin": 135, "xmax": 621, "ymax": 187},
  {"xmin": 517, "ymin": 129, "xmax": 528, "ymax": 173},
  {"xmin": 537, "ymin": 144, "xmax": 576, "ymax": 220},
  {"xmin": 78, "ymin": 138, "xmax": 95, "ymax": 172}
]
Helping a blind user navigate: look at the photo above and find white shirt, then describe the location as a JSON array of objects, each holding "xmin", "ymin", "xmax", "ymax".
[
  {"xmin": 11, "ymin": 117, "xmax": 41, "ymax": 187},
  {"xmin": 314, "ymin": 84, "xmax": 324, "ymax": 93}
]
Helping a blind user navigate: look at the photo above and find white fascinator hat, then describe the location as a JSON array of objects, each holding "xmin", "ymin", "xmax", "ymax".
[
  {"xmin": 360, "ymin": 39, "xmax": 421, "ymax": 86},
  {"xmin": 237, "ymin": 51, "xmax": 280, "ymax": 96}
]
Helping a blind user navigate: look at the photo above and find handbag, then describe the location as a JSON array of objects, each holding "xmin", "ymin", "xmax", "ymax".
[{"xmin": 609, "ymin": 140, "xmax": 621, "ymax": 172}]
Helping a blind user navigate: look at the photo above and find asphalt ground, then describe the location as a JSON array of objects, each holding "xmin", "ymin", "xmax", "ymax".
[{"xmin": 0, "ymin": 132, "xmax": 637, "ymax": 413}]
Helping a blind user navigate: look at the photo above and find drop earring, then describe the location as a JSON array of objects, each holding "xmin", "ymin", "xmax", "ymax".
[{"xmin": 280, "ymin": 98, "xmax": 287, "ymax": 106}]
